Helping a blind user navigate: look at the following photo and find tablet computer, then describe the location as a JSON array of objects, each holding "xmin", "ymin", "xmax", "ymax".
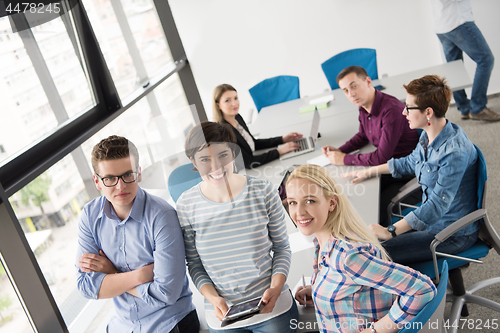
[{"xmin": 221, "ymin": 296, "xmax": 264, "ymax": 327}]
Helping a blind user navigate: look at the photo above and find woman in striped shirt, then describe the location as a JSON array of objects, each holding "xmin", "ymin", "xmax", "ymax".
[
  {"xmin": 176, "ymin": 121, "xmax": 298, "ymax": 332},
  {"xmin": 286, "ymin": 164, "xmax": 436, "ymax": 333}
]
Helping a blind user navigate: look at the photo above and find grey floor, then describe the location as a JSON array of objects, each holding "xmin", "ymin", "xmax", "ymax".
[{"xmin": 438, "ymin": 94, "xmax": 500, "ymax": 332}]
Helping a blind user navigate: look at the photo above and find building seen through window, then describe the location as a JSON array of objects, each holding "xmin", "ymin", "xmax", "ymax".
[{"xmin": 0, "ymin": 1, "xmax": 200, "ymax": 332}]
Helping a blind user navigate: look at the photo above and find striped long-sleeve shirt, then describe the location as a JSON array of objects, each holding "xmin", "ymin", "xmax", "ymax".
[
  {"xmin": 176, "ymin": 176, "xmax": 291, "ymax": 309},
  {"xmin": 312, "ymin": 237, "xmax": 436, "ymax": 333}
]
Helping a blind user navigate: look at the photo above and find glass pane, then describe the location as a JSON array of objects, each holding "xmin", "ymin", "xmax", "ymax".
[
  {"xmin": 0, "ymin": 258, "xmax": 34, "ymax": 333},
  {"xmin": 122, "ymin": 0, "xmax": 174, "ymax": 78},
  {"xmin": 32, "ymin": 17, "xmax": 94, "ymax": 118},
  {"xmin": 8, "ymin": 154, "xmax": 114, "ymax": 332},
  {"xmin": 83, "ymin": 0, "xmax": 174, "ymax": 100},
  {"xmin": 0, "ymin": 14, "xmax": 94, "ymax": 166},
  {"xmin": 8, "ymin": 74, "xmax": 191, "ymax": 330},
  {"xmin": 80, "ymin": 73, "xmax": 194, "ymax": 198}
]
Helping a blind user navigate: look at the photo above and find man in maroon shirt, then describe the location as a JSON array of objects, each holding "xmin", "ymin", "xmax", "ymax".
[{"xmin": 321, "ymin": 66, "xmax": 420, "ymax": 225}]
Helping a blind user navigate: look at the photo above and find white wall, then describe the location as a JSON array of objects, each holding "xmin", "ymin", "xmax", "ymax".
[{"xmin": 169, "ymin": 0, "xmax": 500, "ymax": 121}]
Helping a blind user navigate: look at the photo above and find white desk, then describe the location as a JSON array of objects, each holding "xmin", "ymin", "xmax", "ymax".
[
  {"xmin": 197, "ymin": 62, "xmax": 469, "ymax": 332},
  {"xmin": 245, "ymin": 103, "xmax": 381, "ymax": 332},
  {"xmin": 246, "ymin": 110, "xmax": 380, "ymax": 228},
  {"xmin": 250, "ymin": 60, "xmax": 471, "ymax": 133},
  {"xmin": 245, "ymin": 86, "xmax": 387, "ymax": 332},
  {"xmin": 378, "ymin": 59, "xmax": 472, "ymax": 102}
]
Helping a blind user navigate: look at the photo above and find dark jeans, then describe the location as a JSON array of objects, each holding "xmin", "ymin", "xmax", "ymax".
[
  {"xmin": 437, "ymin": 21, "xmax": 494, "ymax": 115},
  {"xmin": 382, "ymin": 229, "xmax": 479, "ymax": 265},
  {"xmin": 170, "ymin": 309, "xmax": 200, "ymax": 333},
  {"xmin": 379, "ymin": 174, "xmax": 422, "ymax": 227}
]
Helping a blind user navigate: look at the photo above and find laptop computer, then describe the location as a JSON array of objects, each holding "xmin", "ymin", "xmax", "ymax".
[{"xmin": 279, "ymin": 109, "xmax": 320, "ymax": 160}]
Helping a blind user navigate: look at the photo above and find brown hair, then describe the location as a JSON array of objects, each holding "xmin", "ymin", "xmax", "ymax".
[
  {"xmin": 213, "ymin": 84, "xmax": 237, "ymax": 122},
  {"xmin": 91, "ymin": 135, "xmax": 139, "ymax": 174},
  {"xmin": 403, "ymin": 75, "xmax": 452, "ymax": 118},
  {"xmin": 184, "ymin": 121, "xmax": 238, "ymax": 164},
  {"xmin": 336, "ymin": 66, "xmax": 368, "ymax": 86}
]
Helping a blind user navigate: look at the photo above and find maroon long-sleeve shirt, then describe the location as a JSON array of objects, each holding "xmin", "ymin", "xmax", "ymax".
[{"xmin": 339, "ymin": 90, "xmax": 419, "ymax": 166}]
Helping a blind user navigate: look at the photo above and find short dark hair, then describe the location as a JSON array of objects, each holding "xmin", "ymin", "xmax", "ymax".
[
  {"xmin": 91, "ymin": 135, "xmax": 139, "ymax": 174},
  {"xmin": 184, "ymin": 121, "xmax": 238, "ymax": 162},
  {"xmin": 336, "ymin": 66, "xmax": 368, "ymax": 86},
  {"xmin": 403, "ymin": 75, "xmax": 452, "ymax": 118}
]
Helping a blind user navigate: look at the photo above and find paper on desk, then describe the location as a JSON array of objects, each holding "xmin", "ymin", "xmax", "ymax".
[
  {"xmin": 309, "ymin": 94, "xmax": 334, "ymax": 105},
  {"xmin": 299, "ymin": 102, "xmax": 330, "ymax": 114},
  {"xmin": 307, "ymin": 154, "xmax": 330, "ymax": 167}
]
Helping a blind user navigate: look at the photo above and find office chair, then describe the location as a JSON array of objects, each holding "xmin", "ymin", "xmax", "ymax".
[
  {"xmin": 398, "ymin": 261, "xmax": 449, "ymax": 333},
  {"xmin": 387, "ymin": 145, "xmax": 500, "ymax": 333},
  {"xmin": 248, "ymin": 75, "xmax": 300, "ymax": 112},
  {"xmin": 321, "ymin": 48, "xmax": 378, "ymax": 90},
  {"xmin": 167, "ymin": 163, "xmax": 202, "ymax": 202}
]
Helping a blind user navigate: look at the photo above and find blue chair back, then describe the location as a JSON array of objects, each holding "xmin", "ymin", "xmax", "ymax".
[
  {"xmin": 168, "ymin": 163, "xmax": 202, "ymax": 202},
  {"xmin": 249, "ymin": 75, "xmax": 300, "ymax": 112},
  {"xmin": 321, "ymin": 48, "xmax": 378, "ymax": 90},
  {"xmin": 409, "ymin": 144, "xmax": 489, "ymax": 279},
  {"xmin": 398, "ymin": 261, "xmax": 449, "ymax": 333},
  {"xmin": 474, "ymin": 144, "xmax": 487, "ymax": 209}
]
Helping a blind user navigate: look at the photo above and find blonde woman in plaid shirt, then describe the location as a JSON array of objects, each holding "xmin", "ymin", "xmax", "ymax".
[{"xmin": 286, "ymin": 164, "xmax": 436, "ymax": 333}]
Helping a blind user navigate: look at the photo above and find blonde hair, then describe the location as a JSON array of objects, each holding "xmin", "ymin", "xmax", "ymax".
[
  {"xmin": 287, "ymin": 164, "xmax": 390, "ymax": 261},
  {"xmin": 213, "ymin": 84, "xmax": 237, "ymax": 122}
]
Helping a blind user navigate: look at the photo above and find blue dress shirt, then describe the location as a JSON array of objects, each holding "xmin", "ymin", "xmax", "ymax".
[
  {"xmin": 76, "ymin": 187, "xmax": 194, "ymax": 333},
  {"xmin": 388, "ymin": 120, "xmax": 479, "ymax": 235}
]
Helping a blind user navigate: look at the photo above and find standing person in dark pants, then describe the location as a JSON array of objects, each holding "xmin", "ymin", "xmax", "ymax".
[{"xmin": 431, "ymin": 0, "xmax": 499, "ymax": 121}]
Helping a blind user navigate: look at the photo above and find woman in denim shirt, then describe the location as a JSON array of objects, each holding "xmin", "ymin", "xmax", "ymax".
[{"xmin": 342, "ymin": 75, "xmax": 479, "ymax": 264}]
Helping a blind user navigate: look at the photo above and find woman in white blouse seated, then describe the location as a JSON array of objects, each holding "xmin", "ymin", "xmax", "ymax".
[{"xmin": 213, "ymin": 84, "xmax": 302, "ymax": 169}]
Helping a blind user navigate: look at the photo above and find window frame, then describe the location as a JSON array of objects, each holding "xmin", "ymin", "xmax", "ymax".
[{"xmin": 0, "ymin": 1, "xmax": 205, "ymax": 332}]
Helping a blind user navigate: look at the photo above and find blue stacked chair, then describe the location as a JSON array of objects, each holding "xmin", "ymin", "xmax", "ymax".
[
  {"xmin": 249, "ymin": 75, "xmax": 300, "ymax": 112},
  {"xmin": 387, "ymin": 145, "xmax": 500, "ymax": 333},
  {"xmin": 321, "ymin": 48, "xmax": 378, "ymax": 90}
]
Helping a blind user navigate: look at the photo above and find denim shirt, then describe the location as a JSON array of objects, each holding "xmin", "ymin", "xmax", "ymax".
[{"xmin": 388, "ymin": 120, "xmax": 479, "ymax": 235}]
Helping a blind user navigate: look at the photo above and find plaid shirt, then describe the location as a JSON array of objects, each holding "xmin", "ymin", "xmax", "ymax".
[{"xmin": 311, "ymin": 237, "xmax": 436, "ymax": 333}]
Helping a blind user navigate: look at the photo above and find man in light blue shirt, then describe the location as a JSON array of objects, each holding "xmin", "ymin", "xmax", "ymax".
[{"xmin": 76, "ymin": 135, "xmax": 198, "ymax": 333}]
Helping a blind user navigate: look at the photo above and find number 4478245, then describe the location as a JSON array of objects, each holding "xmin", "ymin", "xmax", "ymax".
[
  {"xmin": 444, "ymin": 318, "xmax": 498, "ymax": 330},
  {"xmin": 5, "ymin": 3, "xmax": 61, "ymax": 14}
]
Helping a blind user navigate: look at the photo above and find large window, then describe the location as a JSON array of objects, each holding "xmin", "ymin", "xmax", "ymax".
[
  {"xmin": 0, "ymin": 1, "xmax": 203, "ymax": 332},
  {"xmin": 0, "ymin": 14, "xmax": 94, "ymax": 165},
  {"xmin": 7, "ymin": 74, "xmax": 195, "ymax": 331},
  {"xmin": 83, "ymin": 0, "xmax": 174, "ymax": 99},
  {"xmin": 0, "ymin": 260, "xmax": 33, "ymax": 333}
]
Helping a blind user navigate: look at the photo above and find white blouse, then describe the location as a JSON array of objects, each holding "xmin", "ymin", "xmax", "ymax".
[{"xmin": 235, "ymin": 122, "xmax": 255, "ymax": 152}]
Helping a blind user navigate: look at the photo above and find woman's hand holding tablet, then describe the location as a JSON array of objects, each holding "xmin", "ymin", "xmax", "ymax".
[{"xmin": 221, "ymin": 296, "xmax": 264, "ymax": 327}]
